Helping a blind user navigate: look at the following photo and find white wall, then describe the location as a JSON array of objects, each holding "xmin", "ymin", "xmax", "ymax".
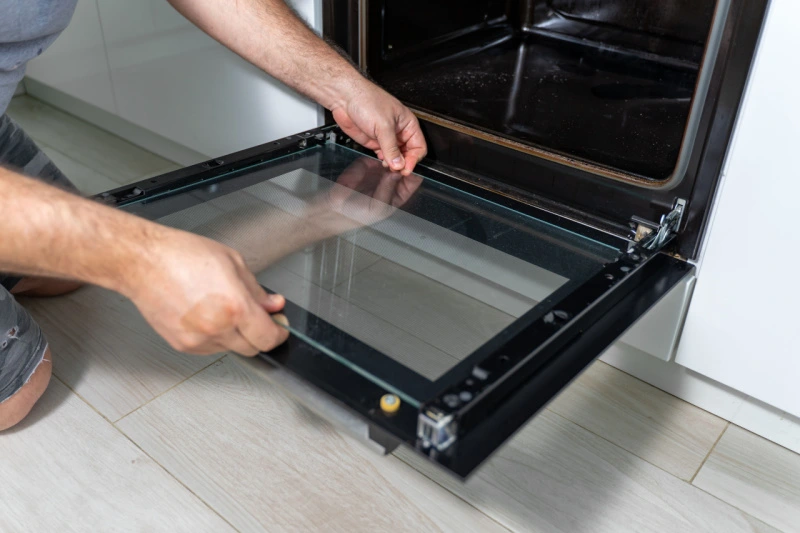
[
  {"xmin": 24, "ymin": 0, "xmax": 115, "ymax": 113},
  {"xmin": 25, "ymin": 0, "xmax": 322, "ymax": 157}
]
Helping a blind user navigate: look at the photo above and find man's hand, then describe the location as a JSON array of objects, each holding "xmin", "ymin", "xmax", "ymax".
[
  {"xmin": 126, "ymin": 230, "xmax": 289, "ymax": 357},
  {"xmin": 1, "ymin": 169, "xmax": 291, "ymax": 358},
  {"xmin": 166, "ymin": 0, "xmax": 427, "ymax": 175},
  {"xmin": 331, "ymin": 83, "xmax": 427, "ymax": 176},
  {"xmin": 323, "ymin": 156, "xmax": 423, "ymax": 225}
]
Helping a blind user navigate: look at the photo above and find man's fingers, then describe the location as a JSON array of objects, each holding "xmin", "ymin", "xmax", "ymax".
[
  {"xmin": 400, "ymin": 127, "xmax": 428, "ymax": 176},
  {"xmin": 220, "ymin": 329, "xmax": 260, "ymax": 357},
  {"xmin": 237, "ymin": 300, "xmax": 290, "ymax": 354},
  {"xmin": 168, "ymin": 332, "xmax": 225, "ymax": 356},
  {"xmin": 249, "ymin": 286, "xmax": 285, "ymax": 314},
  {"xmin": 240, "ymin": 270, "xmax": 285, "ymax": 314},
  {"xmin": 376, "ymin": 122, "xmax": 405, "ymax": 172}
]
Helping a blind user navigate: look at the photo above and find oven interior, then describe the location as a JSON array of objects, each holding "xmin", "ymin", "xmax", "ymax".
[{"xmin": 364, "ymin": 0, "xmax": 718, "ymax": 184}]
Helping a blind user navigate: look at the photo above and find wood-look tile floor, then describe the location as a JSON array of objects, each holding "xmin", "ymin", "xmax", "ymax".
[{"xmin": 4, "ymin": 94, "xmax": 800, "ymax": 532}]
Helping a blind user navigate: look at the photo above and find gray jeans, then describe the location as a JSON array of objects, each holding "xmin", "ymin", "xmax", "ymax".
[{"xmin": 0, "ymin": 113, "xmax": 77, "ymax": 403}]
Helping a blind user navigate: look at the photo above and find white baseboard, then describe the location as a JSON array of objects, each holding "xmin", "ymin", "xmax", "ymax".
[
  {"xmin": 24, "ymin": 78, "xmax": 209, "ymax": 166},
  {"xmin": 602, "ymin": 342, "xmax": 800, "ymax": 455}
]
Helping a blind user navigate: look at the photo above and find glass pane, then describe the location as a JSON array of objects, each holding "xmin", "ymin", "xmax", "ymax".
[{"xmin": 127, "ymin": 144, "xmax": 622, "ymax": 405}]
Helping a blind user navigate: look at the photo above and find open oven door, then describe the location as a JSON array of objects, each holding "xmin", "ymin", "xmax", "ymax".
[{"xmin": 97, "ymin": 126, "xmax": 693, "ymax": 478}]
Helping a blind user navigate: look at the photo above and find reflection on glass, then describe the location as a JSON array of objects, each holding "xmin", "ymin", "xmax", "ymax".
[{"xmin": 150, "ymin": 145, "xmax": 621, "ymax": 400}]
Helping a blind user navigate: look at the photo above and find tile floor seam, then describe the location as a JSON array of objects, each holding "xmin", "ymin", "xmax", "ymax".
[
  {"xmin": 689, "ymin": 480, "xmax": 788, "ymax": 533},
  {"xmin": 50, "ymin": 375, "xmax": 241, "ymax": 532},
  {"xmin": 112, "ymin": 420, "xmax": 242, "ymax": 533},
  {"xmin": 689, "ymin": 421, "xmax": 730, "ymax": 485},
  {"xmin": 271, "ymin": 262, "xmax": 463, "ymax": 368},
  {"xmin": 390, "ymin": 455, "xmax": 516, "ymax": 533},
  {"xmin": 547, "ymin": 411, "xmax": 785, "ymax": 532},
  {"xmin": 352, "ymin": 254, "xmax": 526, "ymax": 319},
  {"xmin": 323, "ymin": 257, "xmax": 507, "ymax": 363},
  {"xmin": 544, "ymin": 408, "xmax": 702, "ymax": 482},
  {"xmin": 51, "ymin": 374, "xmax": 116, "ymax": 426},
  {"xmin": 325, "ymin": 248, "xmax": 384, "ymax": 292},
  {"xmin": 112, "ymin": 354, "xmax": 227, "ymax": 423}
]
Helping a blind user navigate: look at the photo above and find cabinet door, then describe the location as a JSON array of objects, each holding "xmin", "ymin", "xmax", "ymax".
[
  {"xmin": 95, "ymin": 0, "xmax": 321, "ymax": 156},
  {"xmin": 675, "ymin": 0, "xmax": 800, "ymax": 418},
  {"xmin": 25, "ymin": 0, "xmax": 116, "ymax": 113}
]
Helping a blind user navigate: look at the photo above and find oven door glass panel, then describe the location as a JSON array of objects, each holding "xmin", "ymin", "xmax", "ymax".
[
  {"xmin": 122, "ymin": 142, "xmax": 620, "ymax": 406},
  {"xmin": 116, "ymin": 132, "xmax": 691, "ymax": 476}
]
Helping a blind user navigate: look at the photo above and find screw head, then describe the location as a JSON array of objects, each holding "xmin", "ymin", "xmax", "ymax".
[{"xmin": 380, "ymin": 394, "xmax": 401, "ymax": 414}]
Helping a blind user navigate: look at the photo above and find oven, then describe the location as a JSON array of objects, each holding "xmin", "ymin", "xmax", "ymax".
[{"xmin": 96, "ymin": 0, "xmax": 769, "ymax": 478}]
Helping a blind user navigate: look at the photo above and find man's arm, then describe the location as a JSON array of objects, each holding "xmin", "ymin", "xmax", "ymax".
[
  {"xmin": 0, "ymin": 167, "xmax": 288, "ymax": 356},
  {"xmin": 166, "ymin": 0, "xmax": 427, "ymax": 175}
]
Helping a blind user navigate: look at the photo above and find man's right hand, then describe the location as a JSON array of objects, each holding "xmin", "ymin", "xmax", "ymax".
[{"xmin": 124, "ymin": 228, "xmax": 289, "ymax": 357}]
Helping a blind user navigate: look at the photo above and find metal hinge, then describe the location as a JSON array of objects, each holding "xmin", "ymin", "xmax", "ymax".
[{"xmin": 631, "ymin": 198, "xmax": 686, "ymax": 252}]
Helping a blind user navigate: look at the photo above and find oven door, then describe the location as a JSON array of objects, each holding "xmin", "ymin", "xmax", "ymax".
[{"xmin": 98, "ymin": 126, "xmax": 693, "ymax": 478}]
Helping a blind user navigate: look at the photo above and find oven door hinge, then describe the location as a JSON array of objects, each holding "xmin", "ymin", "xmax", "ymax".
[
  {"xmin": 417, "ymin": 407, "xmax": 457, "ymax": 452},
  {"xmin": 631, "ymin": 198, "xmax": 686, "ymax": 252}
]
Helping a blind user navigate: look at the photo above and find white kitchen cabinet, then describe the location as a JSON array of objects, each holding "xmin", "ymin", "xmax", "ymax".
[
  {"xmin": 25, "ymin": 0, "xmax": 116, "ymax": 113},
  {"xmin": 674, "ymin": 0, "xmax": 800, "ymax": 417},
  {"xmin": 94, "ymin": 0, "xmax": 321, "ymax": 157}
]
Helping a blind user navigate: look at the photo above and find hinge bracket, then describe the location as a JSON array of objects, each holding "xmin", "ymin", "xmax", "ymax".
[
  {"xmin": 632, "ymin": 199, "xmax": 686, "ymax": 252},
  {"xmin": 417, "ymin": 407, "xmax": 457, "ymax": 451}
]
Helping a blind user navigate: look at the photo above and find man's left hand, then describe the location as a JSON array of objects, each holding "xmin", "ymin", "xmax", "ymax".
[{"xmin": 331, "ymin": 82, "xmax": 427, "ymax": 176}]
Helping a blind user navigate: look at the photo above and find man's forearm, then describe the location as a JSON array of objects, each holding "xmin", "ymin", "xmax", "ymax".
[
  {"xmin": 0, "ymin": 167, "xmax": 154, "ymax": 295},
  {"xmin": 167, "ymin": 0, "xmax": 366, "ymax": 111}
]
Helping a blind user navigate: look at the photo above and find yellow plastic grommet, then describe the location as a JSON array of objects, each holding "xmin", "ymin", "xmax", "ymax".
[{"xmin": 380, "ymin": 394, "xmax": 401, "ymax": 414}]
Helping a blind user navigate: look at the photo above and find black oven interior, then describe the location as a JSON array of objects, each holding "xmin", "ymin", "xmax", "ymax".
[
  {"xmin": 366, "ymin": 0, "xmax": 717, "ymax": 183},
  {"xmin": 325, "ymin": 0, "xmax": 767, "ymax": 260}
]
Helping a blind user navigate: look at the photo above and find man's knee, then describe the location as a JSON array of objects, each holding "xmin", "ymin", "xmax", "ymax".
[{"xmin": 0, "ymin": 348, "xmax": 52, "ymax": 431}]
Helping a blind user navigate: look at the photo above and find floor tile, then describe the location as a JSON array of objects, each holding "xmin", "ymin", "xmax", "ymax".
[
  {"xmin": 396, "ymin": 411, "xmax": 779, "ymax": 533},
  {"xmin": 7, "ymin": 96, "xmax": 178, "ymax": 183},
  {"xmin": 548, "ymin": 361, "xmax": 728, "ymax": 480},
  {"xmin": 258, "ymin": 265, "xmax": 461, "ymax": 380},
  {"xmin": 694, "ymin": 424, "xmax": 800, "ymax": 532},
  {"xmin": 0, "ymin": 378, "xmax": 233, "ymax": 533},
  {"xmin": 20, "ymin": 286, "xmax": 220, "ymax": 421},
  {"xmin": 333, "ymin": 258, "xmax": 516, "ymax": 360},
  {"xmin": 39, "ymin": 144, "xmax": 121, "ymax": 195},
  {"xmin": 117, "ymin": 356, "xmax": 508, "ymax": 533},
  {"xmin": 273, "ymin": 237, "xmax": 381, "ymax": 291},
  {"xmin": 344, "ymin": 227, "xmax": 543, "ymax": 317}
]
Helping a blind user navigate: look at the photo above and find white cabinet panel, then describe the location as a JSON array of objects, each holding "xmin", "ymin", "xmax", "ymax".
[
  {"xmin": 96, "ymin": 0, "xmax": 321, "ymax": 157},
  {"xmin": 675, "ymin": 0, "xmax": 800, "ymax": 417},
  {"xmin": 25, "ymin": 0, "xmax": 116, "ymax": 113},
  {"xmin": 619, "ymin": 274, "xmax": 696, "ymax": 362}
]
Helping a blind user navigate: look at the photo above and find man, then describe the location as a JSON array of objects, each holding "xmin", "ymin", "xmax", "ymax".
[{"xmin": 0, "ymin": 0, "xmax": 427, "ymax": 430}]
